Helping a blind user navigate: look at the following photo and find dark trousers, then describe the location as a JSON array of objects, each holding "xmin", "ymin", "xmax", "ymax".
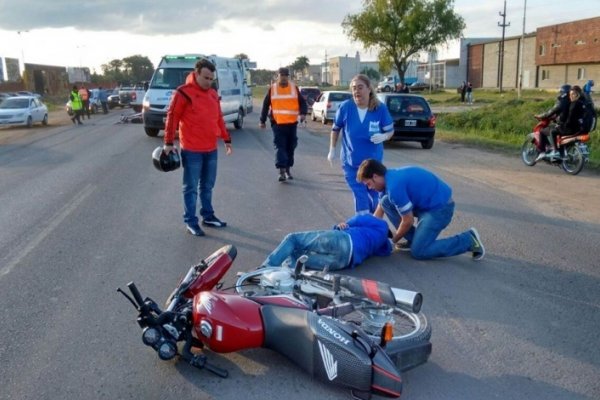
[
  {"xmin": 83, "ymin": 100, "xmax": 90, "ymax": 118},
  {"xmin": 272, "ymin": 123, "xmax": 298, "ymax": 169},
  {"xmin": 101, "ymin": 101, "xmax": 108, "ymax": 114}
]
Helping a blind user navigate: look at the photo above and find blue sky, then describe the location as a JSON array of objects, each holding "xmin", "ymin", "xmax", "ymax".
[{"xmin": 0, "ymin": 0, "xmax": 598, "ymax": 74}]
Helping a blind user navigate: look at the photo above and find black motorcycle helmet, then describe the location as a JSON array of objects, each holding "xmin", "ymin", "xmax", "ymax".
[
  {"xmin": 558, "ymin": 84, "xmax": 571, "ymax": 98},
  {"xmin": 152, "ymin": 146, "xmax": 181, "ymax": 172}
]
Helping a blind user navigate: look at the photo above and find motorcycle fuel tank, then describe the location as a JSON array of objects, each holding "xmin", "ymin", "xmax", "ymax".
[{"xmin": 193, "ymin": 292, "xmax": 264, "ymax": 353}]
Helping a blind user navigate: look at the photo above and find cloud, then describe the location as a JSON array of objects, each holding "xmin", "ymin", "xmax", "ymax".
[{"xmin": 0, "ymin": 0, "xmax": 357, "ymax": 35}]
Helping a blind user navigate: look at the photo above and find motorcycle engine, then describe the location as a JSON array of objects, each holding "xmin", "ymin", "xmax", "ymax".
[{"xmin": 260, "ymin": 268, "xmax": 295, "ymax": 293}]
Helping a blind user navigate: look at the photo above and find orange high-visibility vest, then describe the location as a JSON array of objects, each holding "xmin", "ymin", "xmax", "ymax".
[
  {"xmin": 270, "ymin": 82, "xmax": 299, "ymax": 124},
  {"xmin": 78, "ymin": 88, "xmax": 89, "ymax": 101}
]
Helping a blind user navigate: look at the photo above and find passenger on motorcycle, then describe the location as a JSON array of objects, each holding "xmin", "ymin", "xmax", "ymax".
[
  {"xmin": 535, "ymin": 84, "xmax": 571, "ymax": 160},
  {"xmin": 550, "ymin": 85, "xmax": 587, "ymax": 155}
]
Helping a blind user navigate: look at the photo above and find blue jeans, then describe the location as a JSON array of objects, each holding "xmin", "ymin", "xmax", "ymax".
[
  {"xmin": 181, "ymin": 149, "xmax": 218, "ymax": 225},
  {"xmin": 272, "ymin": 123, "xmax": 298, "ymax": 169},
  {"xmin": 380, "ymin": 195, "xmax": 472, "ymax": 259},
  {"xmin": 343, "ymin": 164, "xmax": 379, "ymax": 214},
  {"xmin": 263, "ymin": 230, "xmax": 353, "ymax": 270}
]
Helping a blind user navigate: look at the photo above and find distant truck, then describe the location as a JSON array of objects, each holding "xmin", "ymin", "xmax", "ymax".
[
  {"xmin": 142, "ymin": 54, "xmax": 254, "ymax": 137},
  {"xmin": 118, "ymin": 83, "xmax": 147, "ymax": 112},
  {"xmin": 377, "ymin": 76, "xmax": 417, "ymax": 92}
]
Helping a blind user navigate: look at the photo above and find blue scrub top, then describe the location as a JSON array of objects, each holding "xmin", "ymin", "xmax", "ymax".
[
  {"xmin": 332, "ymin": 100, "xmax": 394, "ymax": 168},
  {"xmin": 385, "ymin": 167, "xmax": 452, "ymax": 215}
]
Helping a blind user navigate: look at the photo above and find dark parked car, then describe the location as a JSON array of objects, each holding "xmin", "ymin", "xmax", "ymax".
[
  {"xmin": 298, "ymin": 86, "xmax": 321, "ymax": 110},
  {"xmin": 408, "ymin": 81, "xmax": 440, "ymax": 92},
  {"xmin": 107, "ymin": 89, "xmax": 120, "ymax": 109},
  {"xmin": 377, "ymin": 93, "xmax": 436, "ymax": 149}
]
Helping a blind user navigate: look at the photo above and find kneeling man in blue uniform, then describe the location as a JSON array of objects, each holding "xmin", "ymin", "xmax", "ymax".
[{"xmin": 357, "ymin": 159, "xmax": 485, "ymax": 261}]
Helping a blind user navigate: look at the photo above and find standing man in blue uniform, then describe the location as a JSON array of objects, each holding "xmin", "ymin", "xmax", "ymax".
[
  {"xmin": 357, "ymin": 159, "xmax": 485, "ymax": 261},
  {"xmin": 327, "ymin": 74, "xmax": 394, "ymax": 214}
]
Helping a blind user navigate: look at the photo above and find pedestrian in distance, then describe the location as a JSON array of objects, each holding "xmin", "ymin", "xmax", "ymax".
[
  {"xmin": 69, "ymin": 85, "xmax": 83, "ymax": 125},
  {"xmin": 259, "ymin": 67, "xmax": 308, "ymax": 182},
  {"xmin": 357, "ymin": 159, "xmax": 485, "ymax": 261},
  {"xmin": 262, "ymin": 214, "xmax": 392, "ymax": 271},
  {"xmin": 582, "ymin": 79, "xmax": 594, "ymax": 103},
  {"xmin": 79, "ymin": 85, "xmax": 91, "ymax": 119},
  {"xmin": 327, "ymin": 74, "xmax": 394, "ymax": 215},
  {"xmin": 163, "ymin": 58, "xmax": 233, "ymax": 237},
  {"xmin": 460, "ymin": 81, "xmax": 466, "ymax": 103},
  {"xmin": 466, "ymin": 82, "xmax": 473, "ymax": 105},
  {"xmin": 98, "ymin": 86, "xmax": 109, "ymax": 114}
]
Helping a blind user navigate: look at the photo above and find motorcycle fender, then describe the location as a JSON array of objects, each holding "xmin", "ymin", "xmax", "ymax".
[
  {"xmin": 193, "ymin": 292, "xmax": 264, "ymax": 353},
  {"xmin": 261, "ymin": 306, "xmax": 401, "ymax": 396},
  {"xmin": 185, "ymin": 245, "xmax": 236, "ymax": 297}
]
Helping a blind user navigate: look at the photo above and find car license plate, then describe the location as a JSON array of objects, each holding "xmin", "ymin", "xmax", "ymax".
[{"xmin": 405, "ymin": 120, "xmax": 417, "ymax": 127}]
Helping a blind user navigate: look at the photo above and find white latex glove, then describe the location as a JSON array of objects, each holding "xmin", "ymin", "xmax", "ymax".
[
  {"xmin": 327, "ymin": 147, "xmax": 336, "ymax": 167},
  {"xmin": 370, "ymin": 132, "xmax": 392, "ymax": 144}
]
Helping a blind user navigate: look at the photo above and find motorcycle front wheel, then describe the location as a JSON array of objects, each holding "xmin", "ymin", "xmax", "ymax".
[
  {"xmin": 235, "ymin": 268, "xmax": 431, "ymax": 347},
  {"xmin": 521, "ymin": 134, "xmax": 539, "ymax": 166},
  {"xmin": 561, "ymin": 144, "xmax": 585, "ymax": 175}
]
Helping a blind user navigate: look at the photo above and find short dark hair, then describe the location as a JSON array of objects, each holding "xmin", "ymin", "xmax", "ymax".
[
  {"xmin": 357, "ymin": 159, "xmax": 387, "ymax": 181},
  {"xmin": 278, "ymin": 67, "xmax": 290, "ymax": 76},
  {"xmin": 195, "ymin": 59, "xmax": 215, "ymax": 73}
]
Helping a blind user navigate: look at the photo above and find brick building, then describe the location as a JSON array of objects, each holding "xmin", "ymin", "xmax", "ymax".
[
  {"xmin": 535, "ymin": 16, "xmax": 600, "ymax": 89},
  {"xmin": 463, "ymin": 16, "xmax": 599, "ymax": 90}
]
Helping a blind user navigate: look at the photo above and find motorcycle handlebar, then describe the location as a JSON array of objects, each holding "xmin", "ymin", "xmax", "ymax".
[{"xmin": 127, "ymin": 282, "xmax": 144, "ymax": 307}]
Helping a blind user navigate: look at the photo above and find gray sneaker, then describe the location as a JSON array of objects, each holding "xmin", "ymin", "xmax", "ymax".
[
  {"xmin": 469, "ymin": 228, "xmax": 485, "ymax": 261},
  {"xmin": 394, "ymin": 240, "xmax": 411, "ymax": 252}
]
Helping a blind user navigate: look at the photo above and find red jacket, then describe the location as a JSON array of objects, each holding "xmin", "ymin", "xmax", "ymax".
[{"xmin": 164, "ymin": 72, "xmax": 231, "ymax": 151}]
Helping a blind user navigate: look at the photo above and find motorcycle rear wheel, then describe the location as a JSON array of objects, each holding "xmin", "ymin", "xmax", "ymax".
[
  {"xmin": 521, "ymin": 135, "xmax": 539, "ymax": 166},
  {"xmin": 561, "ymin": 144, "xmax": 585, "ymax": 175}
]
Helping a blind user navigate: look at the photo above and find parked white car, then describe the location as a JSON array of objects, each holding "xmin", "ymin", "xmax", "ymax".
[
  {"xmin": 310, "ymin": 91, "xmax": 352, "ymax": 124},
  {"xmin": 0, "ymin": 96, "xmax": 48, "ymax": 128}
]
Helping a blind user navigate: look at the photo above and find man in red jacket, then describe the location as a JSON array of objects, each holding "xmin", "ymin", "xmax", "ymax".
[{"xmin": 163, "ymin": 59, "xmax": 233, "ymax": 236}]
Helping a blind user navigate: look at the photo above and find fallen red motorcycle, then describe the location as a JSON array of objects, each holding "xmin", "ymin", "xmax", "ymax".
[
  {"xmin": 521, "ymin": 116, "xmax": 591, "ymax": 175},
  {"xmin": 118, "ymin": 245, "xmax": 431, "ymax": 399}
]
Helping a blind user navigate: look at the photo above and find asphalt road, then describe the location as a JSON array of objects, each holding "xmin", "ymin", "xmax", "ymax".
[{"xmin": 0, "ymin": 108, "xmax": 599, "ymax": 400}]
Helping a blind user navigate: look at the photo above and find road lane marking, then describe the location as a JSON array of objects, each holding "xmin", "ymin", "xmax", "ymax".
[{"xmin": 0, "ymin": 184, "xmax": 96, "ymax": 279}]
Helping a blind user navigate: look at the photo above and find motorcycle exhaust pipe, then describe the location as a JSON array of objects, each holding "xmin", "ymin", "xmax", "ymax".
[{"xmin": 391, "ymin": 288, "xmax": 422, "ymax": 314}]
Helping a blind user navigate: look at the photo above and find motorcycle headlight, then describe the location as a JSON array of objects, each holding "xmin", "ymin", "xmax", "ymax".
[
  {"xmin": 158, "ymin": 341, "xmax": 177, "ymax": 360},
  {"xmin": 142, "ymin": 327, "xmax": 162, "ymax": 346}
]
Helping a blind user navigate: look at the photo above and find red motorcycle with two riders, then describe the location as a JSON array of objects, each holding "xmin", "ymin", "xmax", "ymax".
[
  {"xmin": 521, "ymin": 115, "xmax": 591, "ymax": 175},
  {"xmin": 118, "ymin": 244, "xmax": 431, "ymax": 399}
]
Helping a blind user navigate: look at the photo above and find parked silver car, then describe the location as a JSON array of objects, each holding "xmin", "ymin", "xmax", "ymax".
[
  {"xmin": 0, "ymin": 96, "xmax": 48, "ymax": 128},
  {"xmin": 310, "ymin": 91, "xmax": 352, "ymax": 124}
]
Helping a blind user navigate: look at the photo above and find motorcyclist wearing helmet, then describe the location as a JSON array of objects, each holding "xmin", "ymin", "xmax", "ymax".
[
  {"xmin": 535, "ymin": 84, "xmax": 571, "ymax": 160},
  {"xmin": 583, "ymin": 79, "xmax": 594, "ymax": 103}
]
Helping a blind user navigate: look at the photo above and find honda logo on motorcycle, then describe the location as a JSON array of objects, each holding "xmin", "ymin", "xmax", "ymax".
[
  {"xmin": 318, "ymin": 340, "xmax": 338, "ymax": 381},
  {"xmin": 318, "ymin": 318, "xmax": 350, "ymax": 345}
]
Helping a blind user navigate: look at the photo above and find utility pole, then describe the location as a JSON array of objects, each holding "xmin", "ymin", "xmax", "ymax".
[
  {"xmin": 518, "ymin": 0, "xmax": 527, "ymax": 99},
  {"xmin": 497, "ymin": 0, "xmax": 510, "ymax": 93},
  {"xmin": 324, "ymin": 51, "xmax": 328, "ymax": 85}
]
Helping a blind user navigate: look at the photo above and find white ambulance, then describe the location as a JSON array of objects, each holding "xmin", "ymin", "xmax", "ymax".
[{"xmin": 142, "ymin": 54, "xmax": 254, "ymax": 137}]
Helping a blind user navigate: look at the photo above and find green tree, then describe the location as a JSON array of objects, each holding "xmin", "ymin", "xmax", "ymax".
[
  {"xmin": 343, "ymin": 0, "xmax": 464, "ymax": 84},
  {"xmin": 235, "ymin": 53, "xmax": 249, "ymax": 60},
  {"xmin": 101, "ymin": 59, "xmax": 125, "ymax": 83},
  {"xmin": 290, "ymin": 56, "xmax": 310, "ymax": 76},
  {"xmin": 361, "ymin": 66, "xmax": 380, "ymax": 81},
  {"xmin": 122, "ymin": 55, "xmax": 154, "ymax": 83}
]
